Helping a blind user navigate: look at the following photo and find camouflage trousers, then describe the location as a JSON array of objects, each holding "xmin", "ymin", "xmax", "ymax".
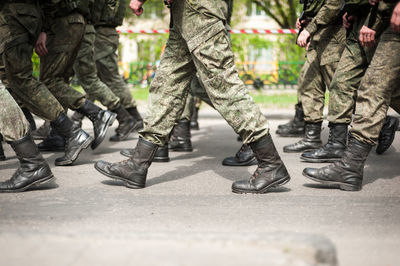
[
  {"xmin": 295, "ymin": 59, "xmax": 310, "ymax": 106},
  {"xmin": 0, "ymin": 83, "xmax": 30, "ymax": 141},
  {"xmin": 300, "ymin": 25, "xmax": 346, "ymax": 123},
  {"xmin": 327, "ymin": 17, "xmax": 377, "ymax": 124},
  {"xmin": 179, "ymin": 75, "xmax": 214, "ymax": 121},
  {"xmin": 39, "ymin": 12, "xmax": 86, "ymax": 110},
  {"xmin": 94, "ymin": 26, "xmax": 136, "ymax": 109},
  {"xmin": 141, "ymin": 0, "xmax": 269, "ymax": 146},
  {"xmin": 74, "ymin": 24, "xmax": 120, "ymax": 110},
  {"xmin": 350, "ymin": 27, "xmax": 400, "ymax": 145},
  {"xmin": 0, "ymin": 3, "xmax": 64, "ymax": 121}
]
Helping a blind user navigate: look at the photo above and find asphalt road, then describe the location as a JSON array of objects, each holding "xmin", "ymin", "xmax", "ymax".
[{"xmin": 0, "ymin": 107, "xmax": 399, "ymax": 266}]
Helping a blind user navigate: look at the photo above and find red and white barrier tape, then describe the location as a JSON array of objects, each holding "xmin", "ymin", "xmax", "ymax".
[{"xmin": 117, "ymin": 29, "xmax": 298, "ymax": 34}]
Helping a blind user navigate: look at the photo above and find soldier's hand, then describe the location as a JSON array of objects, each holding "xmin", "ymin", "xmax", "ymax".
[
  {"xmin": 297, "ymin": 29, "xmax": 310, "ymax": 47},
  {"xmin": 35, "ymin": 32, "xmax": 48, "ymax": 57},
  {"xmin": 343, "ymin": 13, "xmax": 355, "ymax": 29},
  {"xmin": 391, "ymin": 2, "xmax": 400, "ymax": 33},
  {"xmin": 130, "ymin": 0, "xmax": 144, "ymax": 16},
  {"xmin": 359, "ymin": 26, "xmax": 376, "ymax": 47},
  {"xmin": 296, "ymin": 18, "xmax": 301, "ymax": 30}
]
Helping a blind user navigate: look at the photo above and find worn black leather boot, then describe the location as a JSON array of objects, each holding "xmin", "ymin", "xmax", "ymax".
[
  {"xmin": 222, "ymin": 144, "xmax": 257, "ymax": 166},
  {"xmin": 0, "ymin": 134, "xmax": 6, "ymax": 161},
  {"xmin": 109, "ymin": 105, "xmax": 142, "ymax": 142},
  {"xmin": 303, "ymin": 135, "xmax": 372, "ymax": 191},
  {"xmin": 127, "ymin": 107, "xmax": 144, "ymax": 130},
  {"xmin": 169, "ymin": 119, "xmax": 193, "ymax": 152},
  {"xmin": 190, "ymin": 106, "xmax": 200, "ymax": 130},
  {"xmin": 232, "ymin": 135, "xmax": 290, "ymax": 194},
  {"xmin": 32, "ymin": 121, "xmax": 51, "ymax": 140},
  {"xmin": 38, "ymin": 127, "xmax": 65, "ymax": 152},
  {"xmin": 120, "ymin": 145, "xmax": 170, "ymax": 162},
  {"xmin": 95, "ymin": 138, "xmax": 158, "ymax": 188},
  {"xmin": 76, "ymin": 99, "xmax": 116, "ymax": 150},
  {"xmin": 70, "ymin": 111, "xmax": 84, "ymax": 128},
  {"xmin": 0, "ymin": 134, "xmax": 54, "ymax": 193},
  {"xmin": 276, "ymin": 104, "xmax": 305, "ymax": 137},
  {"xmin": 283, "ymin": 122, "xmax": 323, "ymax": 153},
  {"xmin": 301, "ymin": 123, "xmax": 348, "ymax": 163},
  {"xmin": 376, "ymin": 115, "xmax": 399, "ymax": 155},
  {"xmin": 51, "ymin": 113, "xmax": 94, "ymax": 166}
]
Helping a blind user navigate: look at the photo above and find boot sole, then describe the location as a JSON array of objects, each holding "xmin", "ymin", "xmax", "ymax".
[
  {"xmin": 154, "ymin": 157, "xmax": 170, "ymax": 162},
  {"xmin": 170, "ymin": 147, "xmax": 193, "ymax": 152},
  {"xmin": 232, "ymin": 176, "xmax": 290, "ymax": 194},
  {"xmin": 0, "ymin": 174, "xmax": 54, "ymax": 193},
  {"xmin": 222, "ymin": 157, "xmax": 258, "ymax": 166},
  {"xmin": 94, "ymin": 163, "xmax": 145, "ymax": 189},
  {"xmin": 276, "ymin": 134, "xmax": 305, "ymax": 137},
  {"xmin": 55, "ymin": 136, "xmax": 94, "ymax": 166},
  {"xmin": 91, "ymin": 113, "xmax": 117, "ymax": 150},
  {"xmin": 300, "ymin": 156, "xmax": 341, "ymax": 163},
  {"xmin": 283, "ymin": 148, "xmax": 316, "ymax": 153},
  {"xmin": 302, "ymin": 172, "xmax": 361, "ymax": 191}
]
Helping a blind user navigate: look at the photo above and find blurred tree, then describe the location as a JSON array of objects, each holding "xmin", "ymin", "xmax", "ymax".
[{"xmin": 251, "ymin": 0, "xmax": 300, "ymax": 28}]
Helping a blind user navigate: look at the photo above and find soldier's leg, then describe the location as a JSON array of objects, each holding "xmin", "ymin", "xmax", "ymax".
[
  {"xmin": 73, "ymin": 24, "xmax": 139, "ymax": 142},
  {"xmin": 0, "ymin": 85, "xmax": 54, "ymax": 192},
  {"xmin": 40, "ymin": 13, "xmax": 115, "ymax": 150},
  {"xmin": 95, "ymin": 26, "xmax": 143, "ymax": 125},
  {"xmin": 283, "ymin": 47, "xmax": 325, "ymax": 153},
  {"xmin": 276, "ymin": 59, "xmax": 308, "ymax": 137},
  {"xmin": 304, "ymin": 27, "xmax": 400, "ymax": 191},
  {"xmin": 74, "ymin": 24, "xmax": 120, "ymax": 110}
]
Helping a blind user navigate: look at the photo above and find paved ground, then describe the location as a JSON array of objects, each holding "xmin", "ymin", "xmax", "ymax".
[{"xmin": 0, "ymin": 107, "xmax": 399, "ymax": 266}]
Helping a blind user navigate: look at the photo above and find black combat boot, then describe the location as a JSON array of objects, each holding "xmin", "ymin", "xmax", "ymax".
[
  {"xmin": 283, "ymin": 122, "xmax": 323, "ymax": 153},
  {"xmin": 169, "ymin": 119, "xmax": 193, "ymax": 152},
  {"xmin": 31, "ymin": 121, "xmax": 51, "ymax": 140},
  {"xmin": 222, "ymin": 144, "xmax": 257, "ymax": 166},
  {"xmin": 109, "ymin": 105, "xmax": 142, "ymax": 142},
  {"xmin": 276, "ymin": 103, "xmax": 305, "ymax": 137},
  {"xmin": 303, "ymin": 135, "xmax": 372, "ymax": 191},
  {"xmin": 232, "ymin": 135, "xmax": 291, "ymax": 194},
  {"xmin": 190, "ymin": 106, "xmax": 200, "ymax": 130},
  {"xmin": 95, "ymin": 138, "xmax": 158, "ymax": 188},
  {"xmin": 76, "ymin": 99, "xmax": 116, "ymax": 150},
  {"xmin": 0, "ymin": 134, "xmax": 54, "ymax": 193},
  {"xmin": 376, "ymin": 115, "xmax": 399, "ymax": 155},
  {"xmin": 70, "ymin": 111, "xmax": 85, "ymax": 128},
  {"xmin": 0, "ymin": 134, "xmax": 6, "ymax": 161},
  {"xmin": 301, "ymin": 123, "xmax": 348, "ymax": 163},
  {"xmin": 126, "ymin": 106, "xmax": 144, "ymax": 130},
  {"xmin": 51, "ymin": 113, "xmax": 94, "ymax": 166},
  {"xmin": 38, "ymin": 127, "xmax": 65, "ymax": 152},
  {"xmin": 21, "ymin": 107, "xmax": 36, "ymax": 131}
]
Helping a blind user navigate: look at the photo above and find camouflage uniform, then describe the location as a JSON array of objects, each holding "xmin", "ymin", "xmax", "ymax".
[
  {"xmin": 350, "ymin": 26, "xmax": 400, "ymax": 145},
  {"xmin": 0, "ymin": 1, "xmax": 65, "ymax": 121},
  {"xmin": 39, "ymin": 4, "xmax": 87, "ymax": 110},
  {"xmin": 327, "ymin": 1, "xmax": 391, "ymax": 124},
  {"xmin": 141, "ymin": 0, "xmax": 269, "ymax": 146},
  {"xmin": 94, "ymin": 0, "xmax": 137, "ymax": 109},
  {"xmin": 0, "ymin": 83, "xmax": 29, "ymax": 141},
  {"xmin": 300, "ymin": 0, "xmax": 346, "ymax": 123},
  {"xmin": 73, "ymin": 23, "xmax": 120, "ymax": 110}
]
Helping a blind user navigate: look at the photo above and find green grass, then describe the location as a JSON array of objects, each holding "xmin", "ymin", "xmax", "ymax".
[{"xmin": 130, "ymin": 86, "xmax": 301, "ymax": 108}]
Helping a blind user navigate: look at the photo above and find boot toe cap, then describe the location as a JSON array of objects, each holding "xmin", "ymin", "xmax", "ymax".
[
  {"xmin": 232, "ymin": 180, "xmax": 254, "ymax": 193},
  {"xmin": 303, "ymin": 167, "xmax": 319, "ymax": 179}
]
